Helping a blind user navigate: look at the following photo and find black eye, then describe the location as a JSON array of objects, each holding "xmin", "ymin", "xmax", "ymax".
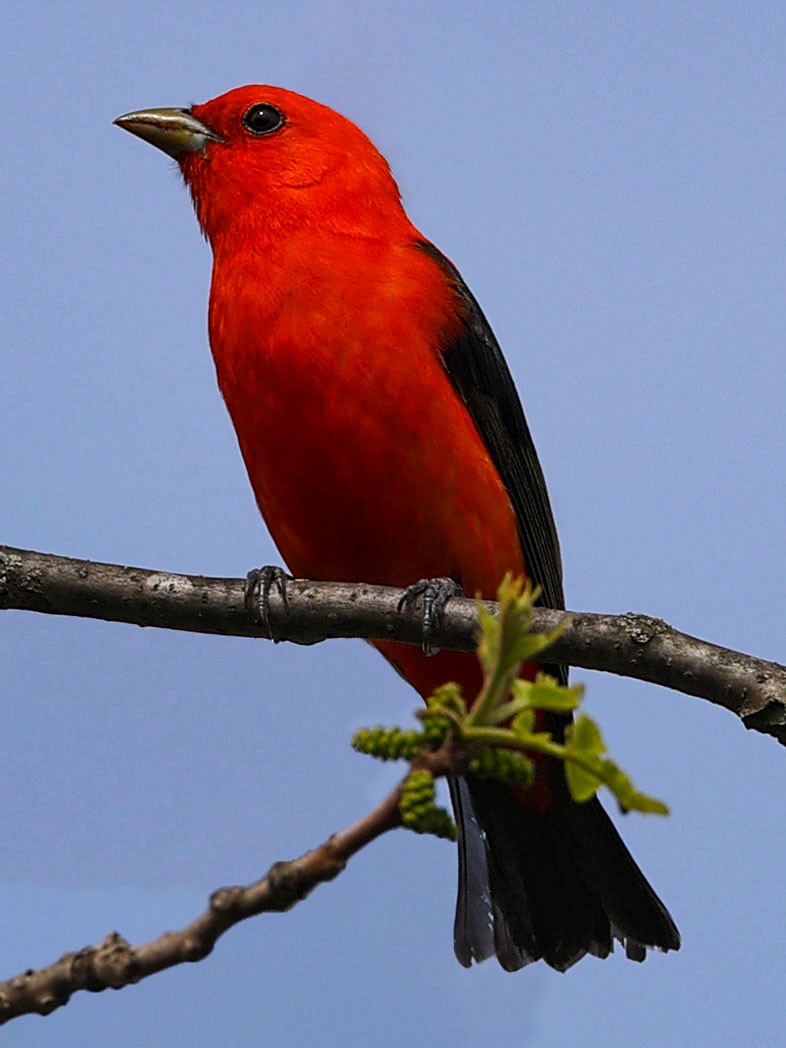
[{"xmin": 242, "ymin": 103, "xmax": 285, "ymax": 136}]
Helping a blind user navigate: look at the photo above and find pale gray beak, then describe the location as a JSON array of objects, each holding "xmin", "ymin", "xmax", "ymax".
[{"xmin": 114, "ymin": 107, "xmax": 222, "ymax": 158}]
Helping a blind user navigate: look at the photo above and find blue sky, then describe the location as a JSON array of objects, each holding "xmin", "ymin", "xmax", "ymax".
[{"xmin": 2, "ymin": 3, "xmax": 785, "ymax": 1045}]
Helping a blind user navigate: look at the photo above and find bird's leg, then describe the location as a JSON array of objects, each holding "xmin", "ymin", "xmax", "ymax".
[
  {"xmin": 244, "ymin": 565, "xmax": 293, "ymax": 642},
  {"xmin": 397, "ymin": 577, "xmax": 462, "ymax": 655}
]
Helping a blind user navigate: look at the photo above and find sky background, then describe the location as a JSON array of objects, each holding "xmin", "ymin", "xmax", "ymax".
[{"xmin": 2, "ymin": 3, "xmax": 785, "ymax": 1045}]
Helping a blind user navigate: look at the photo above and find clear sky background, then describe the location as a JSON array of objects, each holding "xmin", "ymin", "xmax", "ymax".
[{"xmin": 2, "ymin": 3, "xmax": 785, "ymax": 1045}]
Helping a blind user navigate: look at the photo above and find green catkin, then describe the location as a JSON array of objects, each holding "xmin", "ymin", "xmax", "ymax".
[{"xmin": 399, "ymin": 770, "xmax": 456, "ymax": 840}]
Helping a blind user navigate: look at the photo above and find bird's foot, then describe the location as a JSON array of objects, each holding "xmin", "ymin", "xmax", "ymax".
[
  {"xmin": 244, "ymin": 565, "xmax": 293, "ymax": 641},
  {"xmin": 397, "ymin": 577, "xmax": 462, "ymax": 655}
]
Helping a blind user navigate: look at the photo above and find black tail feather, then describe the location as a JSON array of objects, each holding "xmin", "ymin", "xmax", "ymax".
[{"xmin": 452, "ymin": 774, "xmax": 680, "ymax": 972}]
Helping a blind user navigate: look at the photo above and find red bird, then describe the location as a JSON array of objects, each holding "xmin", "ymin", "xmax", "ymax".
[{"xmin": 115, "ymin": 86, "xmax": 680, "ymax": 971}]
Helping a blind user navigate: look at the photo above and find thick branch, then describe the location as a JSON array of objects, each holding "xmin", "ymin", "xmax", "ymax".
[{"xmin": 1, "ymin": 544, "xmax": 784, "ymax": 743}]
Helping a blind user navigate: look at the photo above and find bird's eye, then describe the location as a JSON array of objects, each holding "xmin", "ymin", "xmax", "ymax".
[{"xmin": 242, "ymin": 103, "xmax": 285, "ymax": 136}]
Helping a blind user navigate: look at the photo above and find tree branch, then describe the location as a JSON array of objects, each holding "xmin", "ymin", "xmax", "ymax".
[
  {"xmin": 0, "ymin": 743, "xmax": 463, "ymax": 1025},
  {"xmin": 1, "ymin": 544, "xmax": 784, "ymax": 743},
  {"xmin": 1, "ymin": 542, "xmax": 784, "ymax": 1021}
]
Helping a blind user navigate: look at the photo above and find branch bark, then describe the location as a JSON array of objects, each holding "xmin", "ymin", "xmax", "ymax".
[
  {"xmin": 0, "ymin": 743, "xmax": 465, "ymax": 1025},
  {"xmin": 0, "ymin": 774, "xmax": 377, "ymax": 1020},
  {"xmin": 1, "ymin": 543, "xmax": 784, "ymax": 743}
]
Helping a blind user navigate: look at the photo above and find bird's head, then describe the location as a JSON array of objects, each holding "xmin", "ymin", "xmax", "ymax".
[{"xmin": 115, "ymin": 85, "xmax": 404, "ymax": 244}]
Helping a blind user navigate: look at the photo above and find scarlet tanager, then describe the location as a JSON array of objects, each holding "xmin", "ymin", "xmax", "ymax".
[{"xmin": 115, "ymin": 86, "xmax": 680, "ymax": 971}]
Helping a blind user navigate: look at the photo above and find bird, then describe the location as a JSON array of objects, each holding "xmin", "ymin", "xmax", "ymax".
[{"xmin": 115, "ymin": 85, "xmax": 680, "ymax": 971}]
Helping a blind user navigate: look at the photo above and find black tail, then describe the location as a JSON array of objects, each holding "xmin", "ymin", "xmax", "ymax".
[{"xmin": 450, "ymin": 775, "xmax": 680, "ymax": 972}]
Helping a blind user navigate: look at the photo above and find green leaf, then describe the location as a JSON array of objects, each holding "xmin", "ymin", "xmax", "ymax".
[
  {"xmin": 598, "ymin": 759, "xmax": 670, "ymax": 815},
  {"xmin": 511, "ymin": 708, "xmax": 536, "ymax": 735},
  {"xmin": 513, "ymin": 676, "xmax": 584, "ymax": 713},
  {"xmin": 565, "ymin": 757, "xmax": 602, "ymax": 802},
  {"xmin": 564, "ymin": 716, "xmax": 605, "ymax": 800},
  {"xmin": 564, "ymin": 715, "xmax": 669, "ymax": 814},
  {"xmin": 569, "ymin": 713, "xmax": 605, "ymax": 756}
]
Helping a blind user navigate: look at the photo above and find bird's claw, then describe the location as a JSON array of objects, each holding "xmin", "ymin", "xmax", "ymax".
[
  {"xmin": 397, "ymin": 576, "xmax": 462, "ymax": 655},
  {"xmin": 245, "ymin": 565, "xmax": 293, "ymax": 641}
]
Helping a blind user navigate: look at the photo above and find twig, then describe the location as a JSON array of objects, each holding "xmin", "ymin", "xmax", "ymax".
[
  {"xmin": 1, "ymin": 544, "xmax": 784, "ymax": 743},
  {"xmin": 0, "ymin": 743, "xmax": 462, "ymax": 1025}
]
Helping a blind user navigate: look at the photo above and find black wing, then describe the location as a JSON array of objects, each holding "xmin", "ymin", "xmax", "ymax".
[
  {"xmin": 416, "ymin": 239, "xmax": 570, "ymax": 969},
  {"xmin": 416, "ymin": 242, "xmax": 680, "ymax": 971},
  {"xmin": 415, "ymin": 240, "xmax": 565, "ymax": 675}
]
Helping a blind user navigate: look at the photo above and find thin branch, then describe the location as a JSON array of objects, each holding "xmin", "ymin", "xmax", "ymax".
[
  {"xmin": 0, "ymin": 795, "xmax": 395, "ymax": 1023},
  {"xmin": 0, "ymin": 743, "xmax": 462, "ymax": 1025},
  {"xmin": 1, "ymin": 544, "xmax": 784, "ymax": 743}
]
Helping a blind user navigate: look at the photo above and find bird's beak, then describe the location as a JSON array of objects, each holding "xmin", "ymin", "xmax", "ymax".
[{"xmin": 113, "ymin": 108, "xmax": 222, "ymax": 158}]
